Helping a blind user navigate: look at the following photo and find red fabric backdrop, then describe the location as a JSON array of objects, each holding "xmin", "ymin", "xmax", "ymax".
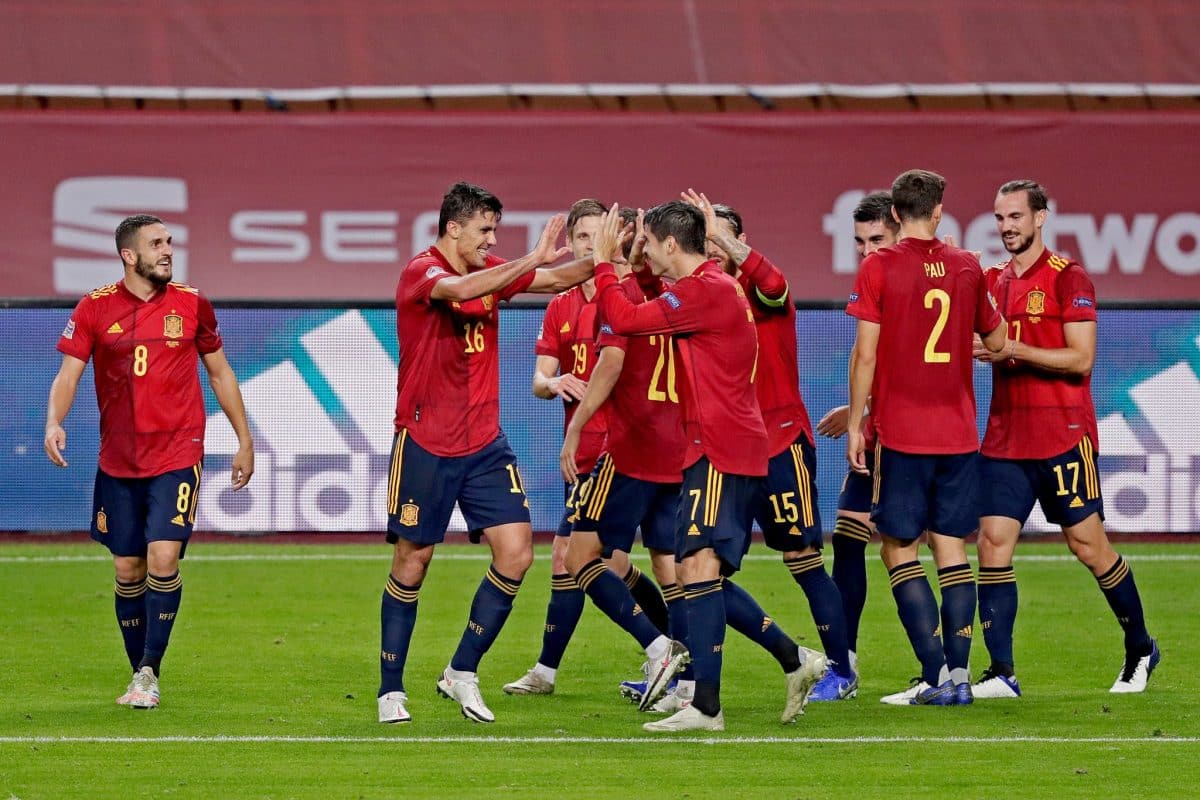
[{"xmin": 3, "ymin": 110, "xmax": 1198, "ymax": 301}]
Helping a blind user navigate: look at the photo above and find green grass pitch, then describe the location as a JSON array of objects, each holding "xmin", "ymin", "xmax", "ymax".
[{"xmin": 1, "ymin": 540, "xmax": 1196, "ymax": 799}]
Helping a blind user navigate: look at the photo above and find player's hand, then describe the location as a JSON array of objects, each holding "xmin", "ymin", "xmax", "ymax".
[
  {"xmin": 628, "ymin": 209, "xmax": 648, "ymax": 271},
  {"xmin": 44, "ymin": 423, "xmax": 68, "ymax": 467},
  {"xmin": 847, "ymin": 429, "xmax": 869, "ymax": 475},
  {"xmin": 817, "ymin": 405, "xmax": 850, "ymax": 438},
  {"xmin": 551, "ymin": 374, "xmax": 588, "ymax": 403},
  {"xmin": 973, "ymin": 334, "xmax": 1016, "ymax": 363},
  {"xmin": 943, "ymin": 234, "xmax": 983, "ymax": 263},
  {"xmin": 560, "ymin": 430, "xmax": 581, "ymax": 483},
  {"xmin": 231, "ymin": 443, "xmax": 254, "ymax": 490},
  {"xmin": 532, "ymin": 214, "xmax": 571, "ymax": 266},
  {"xmin": 681, "ymin": 189, "xmax": 720, "ymax": 241},
  {"xmin": 593, "ymin": 204, "xmax": 632, "ymax": 266}
]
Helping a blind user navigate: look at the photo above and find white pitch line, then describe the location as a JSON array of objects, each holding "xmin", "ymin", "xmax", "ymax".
[
  {"xmin": 1, "ymin": 552, "xmax": 1198, "ymax": 565},
  {"xmin": 0, "ymin": 735, "xmax": 1195, "ymax": 745}
]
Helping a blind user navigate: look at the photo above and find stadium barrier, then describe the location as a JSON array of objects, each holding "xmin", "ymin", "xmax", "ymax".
[{"xmin": 3, "ymin": 301, "xmax": 1197, "ymax": 536}]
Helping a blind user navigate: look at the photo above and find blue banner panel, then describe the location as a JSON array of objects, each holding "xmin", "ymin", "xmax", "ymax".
[{"xmin": 4, "ymin": 306, "xmax": 1198, "ymax": 534}]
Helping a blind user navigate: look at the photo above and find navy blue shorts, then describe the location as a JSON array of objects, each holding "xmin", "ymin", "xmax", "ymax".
[
  {"xmin": 676, "ymin": 457, "xmax": 760, "ymax": 574},
  {"xmin": 555, "ymin": 478, "xmax": 587, "ymax": 538},
  {"xmin": 871, "ymin": 445, "xmax": 979, "ymax": 543},
  {"xmin": 91, "ymin": 463, "xmax": 203, "ymax": 558},
  {"xmin": 385, "ymin": 429, "xmax": 530, "ymax": 545},
  {"xmin": 837, "ymin": 448, "xmax": 877, "ymax": 514},
  {"xmin": 757, "ymin": 436, "xmax": 823, "ymax": 552},
  {"xmin": 981, "ymin": 436, "xmax": 1105, "ymax": 528},
  {"xmin": 572, "ymin": 454, "xmax": 678, "ymax": 556}
]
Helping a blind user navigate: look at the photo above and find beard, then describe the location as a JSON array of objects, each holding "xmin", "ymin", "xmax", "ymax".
[
  {"xmin": 134, "ymin": 256, "xmax": 172, "ymax": 286},
  {"xmin": 1003, "ymin": 232, "xmax": 1035, "ymax": 256}
]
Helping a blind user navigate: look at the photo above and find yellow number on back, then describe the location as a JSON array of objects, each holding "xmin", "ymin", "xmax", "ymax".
[{"xmin": 923, "ymin": 289, "xmax": 951, "ymax": 363}]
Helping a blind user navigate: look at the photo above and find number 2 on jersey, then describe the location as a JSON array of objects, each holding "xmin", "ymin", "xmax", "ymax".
[
  {"xmin": 923, "ymin": 289, "xmax": 951, "ymax": 363},
  {"xmin": 647, "ymin": 335, "xmax": 678, "ymax": 402}
]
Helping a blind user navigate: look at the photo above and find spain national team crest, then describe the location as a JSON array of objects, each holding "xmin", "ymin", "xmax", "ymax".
[
  {"xmin": 96, "ymin": 509, "xmax": 108, "ymax": 534},
  {"xmin": 399, "ymin": 503, "xmax": 419, "ymax": 527},
  {"xmin": 1026, "ymin": 290, "xmax": 1046, "ymax": 316},
  {"xmin": 163, "ymin": 313, "xmax": 184, "ymax": 339}
]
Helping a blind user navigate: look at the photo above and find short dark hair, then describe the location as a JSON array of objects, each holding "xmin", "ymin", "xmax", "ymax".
[
  {"xmin": 438, "ymin": 181, "xmax": 503, "ymax": 236},
  {"xmin": 115, "ymin": 214, "xmax": 164, "ymax": 254},
  {"xmin": 566, "ymin": 198, "xmax": 607, "ymax": 236},
  {"xmin": 643, "ymin": 201, "xmax": 706, "ymax": 256},
  {"xmin": 998, "ymin": 179, "xmax": 1049, "ymax": 212},
  {"xmin": 711, "ymin": 203, "xmax": 743, "ymax": 237},
  {"xmin": 891, "ymin": 169, "xmax": 946, "ymax": 222},
  {"xmin": 853, "ymin": 191, "xmax": 900, "ymax": 232}
]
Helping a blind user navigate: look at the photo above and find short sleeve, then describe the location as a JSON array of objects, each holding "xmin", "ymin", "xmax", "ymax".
[
  {"xmin": 1058, "ymin": 265, "xmax": 1098, "ymax": 323},
  {"xmin": 56, "ymin": 298, "xmax": 95, "ymax": 362},
  {"xmin": 536, "ymin": 297, "xmax": 562, "ymax": 357},
  {"xmin": 846, "ymin": 256, "xmax": 882, "ymax": 322},
  {"xmin": 401, "ymin": 259, "xmax": 454, "ymax": 306},
  {"xmin": 195, "ymin": 294, "xmax": 224, "ymax": 354},
  {"xmin": 974, "ymin": 272, "xmax": 1004, "ymax": 335}
]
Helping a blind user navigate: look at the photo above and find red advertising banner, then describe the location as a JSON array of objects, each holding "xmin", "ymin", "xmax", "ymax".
[
  {"xmin": 2, "ymin": 111, "xmax": 1199, "ymax": 301},
  {"xmin": 2, "ymin": 1, "xmax": 1197, "ymax": 87}
]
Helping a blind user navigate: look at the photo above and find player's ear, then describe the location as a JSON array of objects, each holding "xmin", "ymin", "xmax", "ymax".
[
  {"xmin": 446, "ymin": 220, "xmax": 461, "ymax": 240},
  {"xmin": 119, "ymin": 248, "xmax": 136, "ymax": 268}
]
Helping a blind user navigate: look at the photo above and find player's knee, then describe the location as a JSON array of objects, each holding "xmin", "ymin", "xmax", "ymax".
[
  {"xmin": 495, "ymin": 546, "xmax": 534, "ymax": 578},
  {"xmin": 113, "ymin": 557, "xmax": 147, "ymax": 583}
]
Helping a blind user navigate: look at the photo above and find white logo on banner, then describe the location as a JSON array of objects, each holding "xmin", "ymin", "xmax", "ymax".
[
  {"xmin": 197, "ymin": 310, "xmax": 470, "ymax": 533},
  {"xmin": 824, "ymin": 190, "xmax": 1200, "ymax": 278},
  {"xmin": 52, "ymin": 177, "xmax": 189, "ymax": 293}
]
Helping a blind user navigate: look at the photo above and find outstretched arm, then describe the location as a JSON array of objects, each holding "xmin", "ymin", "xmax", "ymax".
[{"xmin": 430, "ymin": 215, "xmax": 570, "ymax": 303}]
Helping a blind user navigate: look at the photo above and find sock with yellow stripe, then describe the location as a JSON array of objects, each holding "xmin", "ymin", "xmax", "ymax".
[
  {"xmin": 977, "ymin": 565, "xmax": 1017, "ymax": 673},
  {"xmin": 685, "ymin": 579, "xmax": 726, "ymax": 717},
  {"xmin": 936, "ymin": 563, "xmax": 976, "ymax": 685},
  {"xmin": 114, "ymin": 577, "xmax": 147, "ymax": 671},
  {"xmin": 785, "ymin": 552, "xmax": 851, "ymax": 676},
  {"xmin": 380, "ymin": 575, "xmax": 420, "ymax": 695},
  {"xmin": 625, "ymin": 565, "xmax": 669, "ymax": 635},
  {"xmin": 575, "ymin": 559, "xmax": 661, "ymax": 649},
  {"xmin": 450, "ymin": 565, "xmax": 523, "ymax": 672},
  {"xmin": 662, "ymin": 583, "xmax": 695, "ymax": 681},
  {"xmin": 1096, "ymin": 555, "xmax": 1153, "ymax": 656},
  {"xmin": 140, "ymin": 571, "xmax": 183, "ymax": 677},
  {"xmin": 831, "ymin": 516, "xmax": 871, "ymax": 652},
  {"xmin": 722, "ymin": 579, "xmax": 801, "ymax": 673},
  {"xmin": 888, "ymin": 561, "xmax": 945, "ymax": 687},
  {"xmin": 536, "ymin": 573, "xmax": 584, "ymax": 670}
]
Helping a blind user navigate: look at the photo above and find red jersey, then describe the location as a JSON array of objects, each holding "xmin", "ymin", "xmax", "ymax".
[
  {"xmin": 847, "ymin": 237, "xmax": 1002, "ymax": 455},
  {"xmin": 595, "ymin": 276, "xmax": 686, "ymax": 483},
  {"xmin": 595, "ymin": 259, "xmax": 767, "ymax": 477},
  {"xmin": 57, "ymin": 281, "xmax": 222, "ymax": 478},
  {"xmin": 981, "ymin": 248, "xmax": 1099, "ymax": 460},
  {"xmin": 394, "ymin": 246, "xmax": 535, "ymax": 457},
  {"xmin": 535, "ymin": 285, "xmax": 608, "ymax": 473},
  {"xmin": 737, "ymin": 249, "xmax": 815, "ymax": 456}
]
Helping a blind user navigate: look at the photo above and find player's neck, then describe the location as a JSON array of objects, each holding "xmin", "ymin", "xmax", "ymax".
[
  {"xmin": 581, "ymin": 278, "xmax": 596, "ymax": 301},
  {"xmin": 1010, "ymin": 241, "xmax": 1046, "ymax": 276},
  {"xmin": 122, "ymin": 271, "xmax": 164, "ymax": 302},
  {"xmin": 669, "ymin": 254, "xmax": 708, "ymax": 281},
  {"xmin": 898, "ymin": 219, "xmax": 938, "ymax": 241},
  {"xmin": 433, "ymin": 237, "xmax": 470, "ymax": 275}
]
